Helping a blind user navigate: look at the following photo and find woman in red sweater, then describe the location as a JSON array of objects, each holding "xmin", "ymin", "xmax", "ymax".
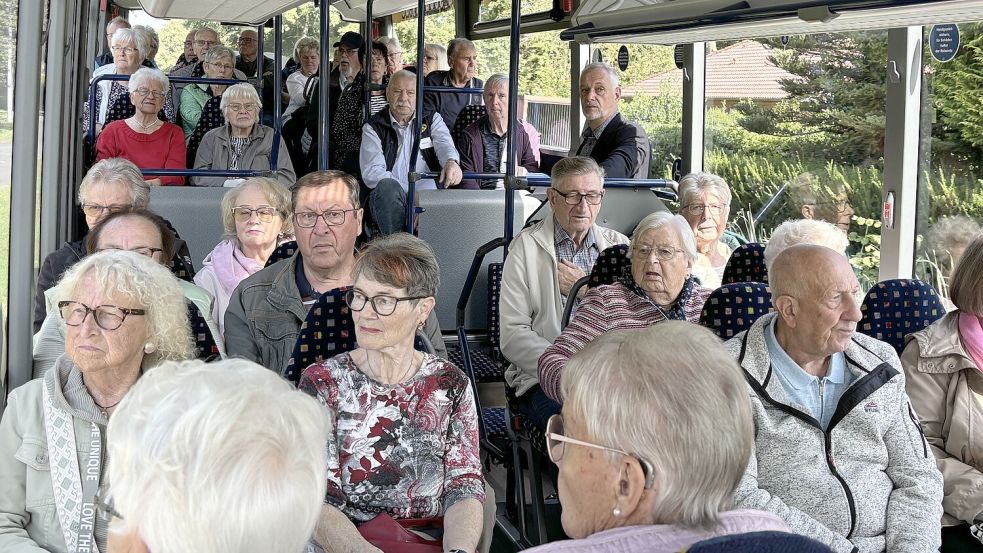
[{"xmin": 96, "ymin": 67, "xmax": 186, "ymax": 186}]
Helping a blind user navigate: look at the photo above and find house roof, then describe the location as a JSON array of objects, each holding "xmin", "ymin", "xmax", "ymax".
[{"xmin": 624, "ymin": 40, "xmax": 799, "ymax": 101}]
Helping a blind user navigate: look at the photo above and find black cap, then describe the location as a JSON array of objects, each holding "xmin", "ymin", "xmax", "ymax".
[
  {"xmin": 332, "ymin": 41, "xmax": 341, "ymax": 48},
  {"xmin": 338, "ymin": 31, "xmax": 363, "ymax": 50}
]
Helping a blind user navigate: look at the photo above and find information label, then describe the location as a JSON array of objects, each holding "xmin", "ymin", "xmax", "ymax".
[{"xmin": 930, "ymin": 24, "xmax": 960, "ymax": 63}]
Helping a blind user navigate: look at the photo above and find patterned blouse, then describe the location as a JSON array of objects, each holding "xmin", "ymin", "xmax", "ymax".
[{"xmin": 299, "ymin": 352, "xmax": 485, "ymax": 522}]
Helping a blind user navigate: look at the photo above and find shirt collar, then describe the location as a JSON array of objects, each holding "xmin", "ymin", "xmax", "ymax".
[
  {"xmin": 581, "ymin": 111, "xmax": 618, "ymax": 140},
  {"xmin": 552, "ymin": 217, "xmax": 597, "ymax": 251},
  {"xmin": 389, "ymin": 110, "xmax": 415, "ymax": 130},
  {"xmin": 765, "ymin": 316, "xmax": 848, "ymax": 389}
]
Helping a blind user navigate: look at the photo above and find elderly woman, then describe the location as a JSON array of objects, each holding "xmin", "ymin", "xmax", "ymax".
[
  {"xmin": 191, "ymin": 83, "xmax": 295, "ymax": 187},
  {"xmin": 284, "ymin": 36, "xmax": 319, "ymax": 119},
  {"xmin": 903, "ymin": 232, "xmax": 983, "ymax": 550},
  {"xmin": 34, "ymin": 209, "xmax": 222, "ymax": 375},
  {"xmin": 677, "ymin": 172, "xmax": 736, "ymax": 289},
  {"xmin": 459, "ymin": 74, "xmax": 539, "ymax": 190},
  {"xmin": 180, "ymin": 45, "xmax": 236, "ymax": 136},
  {"xmin": 539, "ymin": 211, "xmax": 713, "ymax": 404},
  {"xmin": 195, "ymin": 178, "xmax": 292, "ymax": 334},
  {"xmin": 528, "ymin": 323, "xmax": 789, "ymax": 552},
  {"xmin": 0, "ymin": 250, "xmax": 194, "ymax": 552},
  {"xmin": 96, "ymin": 68, "xmax": 186, "ymax": 186},
  {"xmin": 86, "ymin": 27, "xmax": 175, "ymax": 135},
  {"xmin": 299, "ymin": 233, "xmax": 485, "ymax": 553},
  {"xmin": 423, "ymin": 43, "xmax": 449, "ymax": 76},
  {"xmin": 105, "ymin": 358, "xmax": 328, "ymax": 553},
  {"xmin": 34, "ymin": 158, "xmax": 150, "ymax": 332},
  {"xmin": 133, "ymin": 25, "xmax": 159, "ymax": 68}
]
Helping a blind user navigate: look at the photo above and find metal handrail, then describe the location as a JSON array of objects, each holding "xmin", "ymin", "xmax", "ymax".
[{"xmin": 138, "ymin": 168, "xmax": 270, "ymax": 178}]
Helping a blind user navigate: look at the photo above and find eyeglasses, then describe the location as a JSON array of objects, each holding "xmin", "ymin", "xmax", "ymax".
[
  {"xmin": 238, "ymin": 37, "xmax": 257, "ymax": 44},
  {"xmin": 345, "ymin": 289, "xmax": 425, "ymax": 316},
  {"xmin": 232, "ymin": 206, "xmax": 278, "ymax": 222},
  {"xmin": 94, "ymin": 485, "xmax": 122, "ymax": 522},
  {"xmin": 811, "ymin": 199, "xmax": 851, "ymax": 213},
  {"xmin": 133, "ymin": 87, "xmax": 165, "ymax": 99},
  {"xmin": 682, "ymin": 203, "xmax": 727, "ymax": 216},
  {"xmin": 546, "ymin": 415, "xmax": 656, "ymax": 489},
  {"xmin": 633, "ymin": 245, "xmax": 684, "ymax": 261},
  {"xmin": 184, "ymin": 40, "xmax": 194, "ymax": 47},
  {"xmin": 338, "ymin": 47, "xmax": 357, "ymax": 56},
  {"xmin": 387, "ymin": 52, "xmax": 402, "ymax": 60},
  {"xmin": 294, "ymin": 209, "xmax": 358, "ymax": 228},
  {"xmin": 195, "ymin": 39, "xmax": 218, "ymax": 47},
  {"xmin": 551, "ymin": 189, "xmax": 604, "ymax": 206},
  {"xmin": 207, "ymin": 61, "xmax": 234, "ymax": 71},
  {"xmin": 81, "ymin": 203, "xmax": 131, "ymax": 218},
  {"xmin": 58, "ymin": 301, "xmax": 146, "ymax": 331},
  {"xmin": 97, "ymin": 246, "xmax": 165, "ymax": 259},
  {"xmin": 227, "ymin": 103, "xmax": 259, "ymax": 113},
  {"xmin": 110, "ymin": 46, "xmax": 138, "ymax": 56}
]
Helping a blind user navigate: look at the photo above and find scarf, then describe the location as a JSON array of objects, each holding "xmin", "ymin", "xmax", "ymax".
[
  {"xmin": 958, "ymin": 312, "xmax": 983, "ymax": 374},
  {"xmin": 210, "ymin": 239, "xmax": 264, "ymax": 296},
  {"xmin": 229, "ymin": 135, "xmax": 250, "ymax": 170},
  {"xmin": 618, "ymin": 267, "xmax": 696, "ymax": 321}
]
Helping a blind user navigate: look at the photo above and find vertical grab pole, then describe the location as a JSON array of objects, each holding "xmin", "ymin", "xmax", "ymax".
[
  {"xmin": 271, "ymin": 16, "xmax": 284, "ymax": 169},
  {"xmin": 318, "ymin": 0, "xmax": 331, "ymax": 170},
  {"xmin": 503, "ymin": 0, "xmax": 521, "ymax": 251},
  {"xmin": 365, "ymin": 0, "xmax": 375, "ymax": 124},
  {"xmin": 406, "ymin": 0, "xmax": 427, "ymax": 231},
  {"xmin": 256, "ymin": 23, "xmax": 264, "ymax": 79}
]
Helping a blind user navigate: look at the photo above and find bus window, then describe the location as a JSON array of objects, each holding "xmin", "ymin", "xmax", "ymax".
[
  {"xmin": 915, "ymin": 22, "xmax": 983, "ymax": 306},
  {"xmin": 703, "ymin": 33, "xmax": 888, "ymax": 290}
]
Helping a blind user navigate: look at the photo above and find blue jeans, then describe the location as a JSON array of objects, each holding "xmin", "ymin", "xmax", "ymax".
[
  {"xmin": 515, "ymin": 386, "xmax": 561, "ymax": 430},
  {"xmin": 368, "ymin": 178, "xmax": 407, "ymax": 235}
]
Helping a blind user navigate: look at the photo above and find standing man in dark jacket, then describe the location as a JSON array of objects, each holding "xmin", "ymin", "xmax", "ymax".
[
  {"xmin": 575, "ymin": 62, "xmax": 651, "ymax": 179},
  {"xmin": 423, "ymin": 38, "xmax": 483, "ymax": 133}
]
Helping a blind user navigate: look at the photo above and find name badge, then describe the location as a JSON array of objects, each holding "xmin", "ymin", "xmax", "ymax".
[{"xmin": 419, "ymin": 137, "xmax": 434, "ymax": 149}]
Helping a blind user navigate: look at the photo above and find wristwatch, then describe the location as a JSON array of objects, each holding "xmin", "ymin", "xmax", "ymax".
[{"xmin": 447, "ymin": 550, "xmax": 468, "ymax": 553}]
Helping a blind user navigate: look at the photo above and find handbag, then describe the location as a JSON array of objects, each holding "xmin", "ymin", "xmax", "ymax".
[{"xmin": 357, "ymin": 512, "xmax": 444, "ymax": 553}]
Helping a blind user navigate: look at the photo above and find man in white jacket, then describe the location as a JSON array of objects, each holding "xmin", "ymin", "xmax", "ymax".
[{"xmin": 499, "ymin": 156, "xmax": 628, "ymax": 428}]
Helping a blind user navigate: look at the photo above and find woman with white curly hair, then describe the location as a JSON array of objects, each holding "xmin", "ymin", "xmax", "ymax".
[{"xmin": 0, "ymin": 250, "xmax": 194, "ymax": 552}]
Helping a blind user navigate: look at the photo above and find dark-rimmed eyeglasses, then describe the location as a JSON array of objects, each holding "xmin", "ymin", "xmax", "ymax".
[
  {"xmin": 97, "ymin": 246, "xmax": 164, "ymax": 259},
  {"xmin": 81, "ymin": 203, "xmax": 131, "ymax": 218},
  {"xmin": 345, "ymin": 289, "xmax": 425, "ymax": 316},
  {"xmin": 551, "ymin": 189, "xmax": 604, "ymax": 206},
  {"xmin": 294, "ymin": 209, "xmax": 358, "ymax": 228},
  {"xmin": 546, "ymin": 414, "xmax": 656, "ymax": 489},
  {"xmin": 633, "ymin": 245, "xmax": 684, "ymax": 262},
  {"xmin": 111, "ymin": 45, "xmax": 138, "ymax": 56},
  {"xmin": 58, "ymin": 301, "xmax": 146, "ymax": 331},
  {"xmin": 232, "ymin": 206, "xmax": 278, "ymax": 223}
]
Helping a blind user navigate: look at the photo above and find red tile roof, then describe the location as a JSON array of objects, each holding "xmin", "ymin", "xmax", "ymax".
[{"xmin": 624, "ymin": 40, "xmax": 800, "ymax": 101}]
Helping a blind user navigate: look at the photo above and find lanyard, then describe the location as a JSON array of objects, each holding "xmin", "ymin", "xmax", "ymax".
[{"xmin": 77, "ymin": 422, "xmax": 102, "ymax": 553}]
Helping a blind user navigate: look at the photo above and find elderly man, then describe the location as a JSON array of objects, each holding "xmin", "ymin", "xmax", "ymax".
[
  {"xmin": 94, "ymin": 16, "xmax": 130, "ymax": 68},
  {"xmin": 789, "ymin": 172, "xmax": 856, "ymax": 233},
  {"xmin": 170, "ymin": 28, "xmax": 248, "ymax": 116},
  {"xmin": 224, "ymin": 170, "xmax": 446, "ymax": 374},
  {"xmin": 500, "ymin": 156, "xmax": 628, "ymax": 428},
  {"xmin": 725, "ymin": 244, "xmax": 943, "ymax": 553},
  {"xmin": 458, "ymin": 74, "xmax": 539, "ymax": 190},
  {"xmin": 171, "ymin": 29, "xmax": 199, "ymax": 72},
  {"xmin": 376, "ymin": 35, "xmax": 406, "ymax": 75},
  {"xmin": 235, "ymin": 29, "xmax": 274, "ymax": 78},
  {"xmin": 360, "ymin": 69, "xmax": 461, "ymax": 235},
  {"xmin": 574, "ymin": 62, "xmax": 650, "ymax": 179},
  {"xmin": 423, "ymin": 38, "xmax": 483, "ymax": 132}
]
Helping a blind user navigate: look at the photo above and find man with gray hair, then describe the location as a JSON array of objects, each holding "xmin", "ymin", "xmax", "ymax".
[
  {"xmin": 500, "ymin": 156, "xmax": 629, "ymax": 428},
  {"xmin": 725, "ymin": 244, "xmax": 943, "ymax": 552},
  {"xmin": 458, "ymin": 74, "xmax": 539, "ymax": 189},
  {"xmin": 94, "ymin": 16, "xmax": 130, "ymax": 68},
  {"xmin": 423, "ymin": 37, "xmax": 484, "ymax": 132},
  {"xmin": 575, "ymin": 62, "xmax": 650, "ymax": 179},
  {"xmin": 376, "ymin": 35, "xmax": 405, "ymax": 75}
]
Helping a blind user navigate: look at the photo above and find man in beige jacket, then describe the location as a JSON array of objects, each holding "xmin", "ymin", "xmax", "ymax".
[{"xmin": 500, "ymin": 156, "xmax": 628, "ymax": 429}]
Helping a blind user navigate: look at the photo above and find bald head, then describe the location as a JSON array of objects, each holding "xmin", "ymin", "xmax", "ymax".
[{"xmin": 771, "ymin": 244, "xmax": 850, "ymax": 300}]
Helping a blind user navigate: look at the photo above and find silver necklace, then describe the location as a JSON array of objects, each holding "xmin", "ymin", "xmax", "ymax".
[
  {"xmin": 131, "ymin": 116, "xmax": 161, "ymax": 133},
  {"xmin": 366, "ymin": 351, "xmax": 417, "ymax": 385}
]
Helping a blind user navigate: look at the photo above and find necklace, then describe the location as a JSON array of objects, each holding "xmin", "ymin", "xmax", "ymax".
[
  {"xmin": 130, "ymin": 116, "xmax": 161, "ymax": 133},
  {"xmin": 366, "ymin": 350, "xmax": 417, "ymax": 385},
  {"xmin": 93, "ymin": 395, "xmax": 123, "ymax": 411}
]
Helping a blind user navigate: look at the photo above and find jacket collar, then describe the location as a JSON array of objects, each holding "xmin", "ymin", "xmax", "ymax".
[
  {"xmin": 267, "ymin": 253, "xmax": 309, "ymax": 322},
  {"xmin": 906, "ymin": 310, "xmax": 973, "ymax": 373}
]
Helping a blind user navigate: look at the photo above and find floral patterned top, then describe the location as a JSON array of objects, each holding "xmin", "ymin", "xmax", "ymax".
[{"xmin": 299, "ymin": 352, "xmax": 485, "ymax": 522}]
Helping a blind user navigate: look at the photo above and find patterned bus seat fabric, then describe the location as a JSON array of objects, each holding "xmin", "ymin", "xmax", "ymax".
[
  {"xmin": 722, "ymin": 242, "xmax": 768, "ymax": 285},
  {"xmin": 588, "ymin": 244, "xmax": 630, "ymax": 288},
  {"xmin": 699, "ymin": 282, "xmax": 774, "ymax": 340},
  {"xmin": 859, "ymin": 279, "xmax": 945, "ymax": 354}
]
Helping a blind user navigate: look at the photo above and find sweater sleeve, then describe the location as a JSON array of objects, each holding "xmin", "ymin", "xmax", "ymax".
[
  {"xmin": 191, "ymin": 130, "xmax": 225, "ymax": 187},
  {"xmin": 537, "ymin": 286, "xmax": 610, "ymax": 403},
  {"xmin": 158, "ymin": 125, "xmax": 187, "ymax": 186},
  {"xmin": 94, "ymin": 122, "xmax": 121, "ymax": 162}
]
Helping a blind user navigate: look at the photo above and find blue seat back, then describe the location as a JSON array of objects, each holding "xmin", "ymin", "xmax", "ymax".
[
  {"xmin": 722, "ymin": 242, "xmax": 767, "ymax": 285},
  {"xmin": 187, "ymin": 301, "xmax": 220, "ymax": 361},
  {"xmin": 699, "ymin": 282, "xmax": 773, "ymax": 339},
  {"xmin": 859, "ymin": 279, "xmax": 945, "ymax": 354},
  {"xmin": 587, "ymin": 244, "xmax": 630, "ymax": 288},
  {"xmin": 186, "ymin": 95, "xmax": 225, "ymax": 169},
  {"xmin": 685, "ymin": 531, "xmax": 834, "ymax": 553},
  {"xmin": 266, "ymin": 240, "xmax": 298, "ymax": 267},
  {"xmin": 451, "ymin": 104, "xmax": 488, "ymax": 147}
]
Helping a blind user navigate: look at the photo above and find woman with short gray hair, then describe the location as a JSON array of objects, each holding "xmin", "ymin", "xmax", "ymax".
[
  {"xmin": 423, "ymin": 43, "xmax": 449, "ymax": 75},
  {"xmin": 299, "ymin": 233, "xmax": 487, "ymax": 553},
  {"xmin": 677, "ymin": 171, "xmax": 735, "ymax": 288},
  {"xmin": 284, "ymin": 37, "xmax": 320, "ymax": 119},
  {"xmin": 528, "ymin": 324, "xmax": 788, "ymax": 552},
  {"xmin": 96, "ymin": 67, "xmax": 186, "ymax": 186},
  {"xmin": 181, "ymin": 45, "xmax": 237, "ymax": 136},
  {"xmin": 539, "ymin": 211, "xmax": 712, "ymax": 403},
  {"xmin": 192, "ymin": 83, "xmax": 295, "ymax": 187}
]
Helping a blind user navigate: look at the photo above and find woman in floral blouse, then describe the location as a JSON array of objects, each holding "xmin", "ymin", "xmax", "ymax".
[{"xmin": 299, "ymin": 233, "xmax": 485, "ymax": 553}]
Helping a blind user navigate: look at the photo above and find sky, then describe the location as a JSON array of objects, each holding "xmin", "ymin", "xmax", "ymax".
[{"xmin": 129, "ymin": 10, "xmax": 168, "ymax": 31}]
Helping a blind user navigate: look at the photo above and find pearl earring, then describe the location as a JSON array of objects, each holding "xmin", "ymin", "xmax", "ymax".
[
  {"xmin": 612, "ymin": 507, "xmax": 622, "ymax": 517},
  {"xmin": 144, "ymin": 342, "xmax": 156, "ymax": 354}
]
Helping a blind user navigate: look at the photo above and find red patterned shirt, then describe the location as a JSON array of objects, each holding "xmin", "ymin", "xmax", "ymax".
[{"xmin": 299, "ymin": 352, "xmax": 485, "ymax": 522}]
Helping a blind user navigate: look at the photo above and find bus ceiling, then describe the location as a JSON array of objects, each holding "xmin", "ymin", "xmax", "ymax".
[
  {"xmin": 561, "ymin": 0, "xmax": 983, "ymax": 44},
  {"xmin": 131, "ymin": 0, "xmax": 446, "ymax": 23}
]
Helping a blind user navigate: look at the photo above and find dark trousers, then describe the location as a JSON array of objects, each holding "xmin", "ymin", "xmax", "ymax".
[
  {"xmin": 368, "ymin": 178, "xmax": 407, "ymax": 236},
  {"xmin": 943, "ymin": 524, "xmax": 983, "ymax": 553},
  {"xmin": 515, "ymin": 385, "xmax": 561, "ymax": 430}
]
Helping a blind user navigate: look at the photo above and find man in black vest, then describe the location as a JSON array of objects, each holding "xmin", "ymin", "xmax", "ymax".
[
  {"xmin": 575, "ymin": 62, "xmax": 651, "ymax": 179},
  {"xmin": 360, "ymin": 70, "xmax": 462, "ymax": 235}
]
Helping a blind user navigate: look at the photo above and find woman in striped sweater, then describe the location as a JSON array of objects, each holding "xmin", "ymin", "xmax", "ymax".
[{"xmin": 538, "ymin": 211, "xmax": 713, "ymax": 403}]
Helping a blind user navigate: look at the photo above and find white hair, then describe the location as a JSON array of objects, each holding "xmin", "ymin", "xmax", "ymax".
[
  {"xmin": 377, "ymin": 35, "xmax": 402, "ymax": 55},
  {"xmin": 447, "ymin": 37, "xmax": 476, "ymax": 60},
  {"xmin": 484, "ymin": 74, "xmax": 508, "ymax": 94},
  {"xmin": 133, "ymin": 25, "xmax": 158, "ymax": 51},
  {"xmin": 220, "ymin": 82, "xmax": 263, "ymax": 115},
  {"xmin": 127, "ymin": 67, "xmax": 169, "ymax": 94},
  {"xmin": 202, "ymin": 44, "xmax": 235, "ymax": 66},
  {"xmin": 561, "ymin": 323, "xmax": 752, "ymax": 529},
  {"xmin": 107, "ymin": 358, "xmax": 330, "ymax": 553},
  {"xmin": 628, "ymin": 211, "xmax": 698, "ymax": 265},
  {"xmin": 677, "ymin": 172, "xmax": 732, "ymax": 208},
  {"xmin": 764, "ymin": 218, "xmax": 849, "ymax": 273},
  {"xmin": 112, "ymin": 27, "xmax": 149, "ymax": 62},
  {"xmin": 78, "ymin": 158, "xmax": 151, "ymax": 209},
  {"xmin": 581, "ymin": 61, "xmax": 619, "ymax": 89}
]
